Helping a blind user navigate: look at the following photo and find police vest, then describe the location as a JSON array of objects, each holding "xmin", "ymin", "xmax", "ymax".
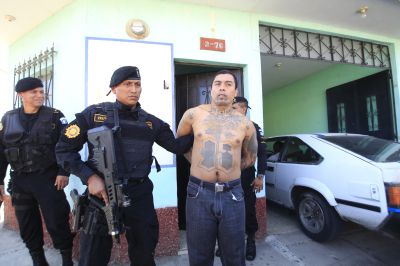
[
  {"xmin": 95, "ymin": 103, "xmax": 156, "ymax": 180},
  {"xmin": 2, "ymin": 107, "xmax": 56, "ymax": 173}
]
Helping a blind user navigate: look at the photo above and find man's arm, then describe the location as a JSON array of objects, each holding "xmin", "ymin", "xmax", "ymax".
[
  {"xmin": 241, "ymin": 119, "xmax": 257, "ymax": 170},
  {"xmin": 177, "ymin": 108, "xmax": 194, "ymax": 137},
  {"xmin": 252, "ymin": 122, "xmax": 267, "ymax": 192},
  {"xmin": 0, "ymin": 116, "xmax": 8, "ymax": 201},
  {"xmin": 53, "ymin": 110, "xmax": 70, "ymax": 190},
  {"xmin": 55, "ymin": 113, "xmax": 96, "ymax": 185},
  {"xmin": 176, "ymin": 108, "xmax": 195, "ymax": 162}
]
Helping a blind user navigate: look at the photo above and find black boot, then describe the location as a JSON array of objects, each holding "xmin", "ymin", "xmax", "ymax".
[
  {"xmin": 60, "ymin": 249, "xmax": 74, "ymax": 266},
  {"xmin": 30, "ymin": 249, "xmax": 49, "ymax": 266},
  {"xmin": 246, "ymin": 235, "xmax": 256, "ymax": 261}
]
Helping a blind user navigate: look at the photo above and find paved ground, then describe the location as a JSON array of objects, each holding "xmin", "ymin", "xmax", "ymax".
[{"xmin": 1, "ymin": 202, "xmax": 400, "ymax": 265}]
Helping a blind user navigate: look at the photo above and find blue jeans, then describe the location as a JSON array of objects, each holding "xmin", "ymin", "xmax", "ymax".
[{"xmin": 186, "ymin": 176, "xmax": 245, "ymax": 266}]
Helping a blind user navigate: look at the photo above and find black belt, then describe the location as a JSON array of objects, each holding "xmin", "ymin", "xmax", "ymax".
[
  {"xmin": 189, "ymin": 176, "xmax": 241, "ymax": 192},
  {"xmin": 126, "ymin": 177, "xmax": 147, "ymax": 185}
]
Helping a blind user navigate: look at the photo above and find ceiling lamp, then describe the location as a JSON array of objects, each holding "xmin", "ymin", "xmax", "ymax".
[
  {"xmin": 4, "ymin": 14, "xmax": 16, "ymax": 22},
  {"xmin": 358, "ymin": 6, "xmax": 368, "ymax": 18},
  {"xmin": 126, "ymin": 19, "xmax": 149, "ymax": 39}
]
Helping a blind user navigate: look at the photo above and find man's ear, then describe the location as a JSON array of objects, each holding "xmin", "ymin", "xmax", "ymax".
[
  {"xmin": 235, "ymin": 90, "xmax": 238, "ymax": 97},
  {"xmin": 111, "ymin": 87, "xmax": 117, "ymax": 95}
]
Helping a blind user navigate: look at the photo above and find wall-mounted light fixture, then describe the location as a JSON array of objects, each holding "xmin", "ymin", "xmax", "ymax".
[
  {"xmin": 357, "ymin": 6, "xmax": 368, "ymax": 18},
  {"xmin": 126, "ymin": 19, "xmax": 149, "ymax": 39}
]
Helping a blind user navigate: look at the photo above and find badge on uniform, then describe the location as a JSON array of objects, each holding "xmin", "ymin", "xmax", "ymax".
[
  {"xmin": 94, "ymin": 114, "xmax": 107, "ymax": 123},
  {"xmin": 65, "ymin": 124, "xmax": 81, "ymax": 138},
  {"xmin": 0, "ymin": 122, "xmax": 3, "ymax": 131},
  {"xmin": 145, "ymin": 121, "xmax": 153, "ymax": 129},
  {"xmin": 60, "ymin": 117, "xmax": 68, "ymax": 125}
]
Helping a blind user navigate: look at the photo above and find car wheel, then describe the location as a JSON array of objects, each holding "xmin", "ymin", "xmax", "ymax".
[{"xmin": 296, "ymin": 191, "xmax": 342, "ymax": 242}]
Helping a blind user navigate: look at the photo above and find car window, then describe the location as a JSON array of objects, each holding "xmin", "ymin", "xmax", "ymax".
[
  {"xmin": 320, "ymin": 135, "xmax": 400, "ymax": 162},
  {"xmin": 265, "ymin": 138, "xmax": 287, "ymax": 162},
  {"xmin": 281, "ymin": 137, "xmax": 322, "ymax": 164}
]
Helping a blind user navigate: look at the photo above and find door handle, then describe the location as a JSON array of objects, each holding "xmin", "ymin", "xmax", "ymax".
[{"xmin": 267, "ymin": 166, "xmax": 274, "ymax": 172}]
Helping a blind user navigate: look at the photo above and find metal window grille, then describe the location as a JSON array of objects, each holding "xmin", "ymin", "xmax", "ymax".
[
  {"xmin": 337, "ymin": 103, "xmax": 346, "ymax": 133},
  {"xmin": 366, "ymin": 95, "xmax": 379, "ymax": 131},
  {"xmin": 13, "ymin": 45, "xmax": 55, "ymax": 109},
  {"xmin": 259, "ymin": 25, "xmax": 390, "ymax": 68},
  {"xmin": 201, "ymin": 83, "xmax": 211, "ymax": 104}
]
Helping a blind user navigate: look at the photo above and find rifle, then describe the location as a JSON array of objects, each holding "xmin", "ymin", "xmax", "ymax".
[
  {"xmin": 70, "ymin": 189, "xmax": 85, "ymax": 233},
  {"xmin": 87, "ymin": 125, "xmax": 130, "ymax": 243}
]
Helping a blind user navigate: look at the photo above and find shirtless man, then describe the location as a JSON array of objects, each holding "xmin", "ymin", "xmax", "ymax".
[{"xmin": 177, "ymin": 70, "xmax": 258, "ymax": 266}]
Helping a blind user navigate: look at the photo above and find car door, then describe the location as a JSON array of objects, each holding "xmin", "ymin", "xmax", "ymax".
[
  {"xmin": 275, "ymin": 137, "xmax": 323, "ymax": 207},
  {"xmin": 265, "ymin": 137, "xmax": 288, "ymax": 203}
]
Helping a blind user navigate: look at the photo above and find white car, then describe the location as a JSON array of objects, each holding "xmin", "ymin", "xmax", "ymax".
[{"xmin": 264, "ymin": 133, "xmax": 400, "ymax": 242}]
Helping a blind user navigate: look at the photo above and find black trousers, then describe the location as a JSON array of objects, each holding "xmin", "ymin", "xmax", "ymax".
[
  {"xmin": 11, "ymin": 167, "xmax": 73, "ymax": 253},
  {"xmin": 241, "ymin": 167, "xmax": 258, "ymax": 236},
  {"xmin": 79, "ymin": 177, "xmax": 159, "ymax": 266}
]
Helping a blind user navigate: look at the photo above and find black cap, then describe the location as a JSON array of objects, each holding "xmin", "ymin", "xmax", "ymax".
[
  {"xmin": 233, "ymin": 96, "xmax": 251, "ymax": 109},
  {"xmin": 15, "ymin": 77, "xmax": 43, "ymax": 93},
  {"xmin": 109, "ymin": 66, "xmax": 141, "ymax": 88}
]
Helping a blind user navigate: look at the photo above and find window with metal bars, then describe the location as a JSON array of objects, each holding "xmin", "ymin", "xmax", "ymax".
[{"xmin": 13, "ymin": 45, "xmax": 55, "ymax": 109}]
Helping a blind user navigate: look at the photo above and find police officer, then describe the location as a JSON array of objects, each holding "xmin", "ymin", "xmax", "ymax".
[
  {"xmin": 216, "ymin": 96, "xmax": 267, "ymax": 261},
  {"xmin": 55, "ymin": 66, "xmax": 193, "ymax": 266},
  {"xmin": 0, "ymin": 77, "xmax": 74, "ymax": 266}
]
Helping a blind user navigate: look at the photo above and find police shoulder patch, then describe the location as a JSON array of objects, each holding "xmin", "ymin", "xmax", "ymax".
[
  {"xmin": 60, "ymin": 117, "xmax": 68, "ymax": 125},
  {"xmin": 94, "ymin": 114, "xmax": 107, "ymax": 123},
  {"xmin": 65, "ymin": 124, "xmax": 81, "ymax": 138},
  {"xmin": 145, "ymin": 121, "xmax": 153, "ymax": 129}
]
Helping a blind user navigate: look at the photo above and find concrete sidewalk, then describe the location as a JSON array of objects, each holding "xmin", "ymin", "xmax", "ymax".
[
  {"xmin": 1, "ymin": 225, "xmax": 398, "ymax": 266},
  {"xmin": 1, "ymin": 202, "xmax": 399, "ymax": 266},
  {"xmin": 0, "ymin": 226, "xmax": 296, "ymax": 266}
]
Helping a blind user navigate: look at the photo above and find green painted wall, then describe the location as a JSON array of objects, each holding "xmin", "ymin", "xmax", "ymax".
[{"xmin": 263, "ymin": 64, "xmax": 382, "ymax": 137}]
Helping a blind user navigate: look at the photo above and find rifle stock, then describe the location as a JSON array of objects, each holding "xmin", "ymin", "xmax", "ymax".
[{"xmin": 70, "ymin": 189, "xmax": 85, "ymax": 233}]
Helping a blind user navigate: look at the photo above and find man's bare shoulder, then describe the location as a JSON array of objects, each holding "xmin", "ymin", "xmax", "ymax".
[
  {"xmin": 231, "ymin": 109, "xmax": 251, "ymax": 125},
  {"xmin": 189, "ymin": 104, "xmax": 210, "ymax": 117},
  {"xmin": 197, "ymin": 104, "xmax": 211, "ymax": 112}
]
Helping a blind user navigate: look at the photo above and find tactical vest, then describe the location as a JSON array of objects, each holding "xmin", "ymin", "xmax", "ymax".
[
  {"xmin": 2, "ymin": 107, "xmax": 56, "ymax": 173},
  {"xmin": 95, "ymin": 102, "xmax": 155, "ymax": 180}
]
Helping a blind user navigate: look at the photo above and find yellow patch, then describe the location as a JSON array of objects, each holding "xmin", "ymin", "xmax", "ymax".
[
  {"xmin": 145, "ymin": 121, "xmax": 153, "ymax": 129},
  {"xmin": 65, "ymin": 124, "xmax": 80, "ymax": 138},
  {"xmin": 94, "ymin": 114, "xmax": 107, "ymax": 123},
  {"xmin": 0, "ymin": 122, "xmax": 3, "ymax": 131}
]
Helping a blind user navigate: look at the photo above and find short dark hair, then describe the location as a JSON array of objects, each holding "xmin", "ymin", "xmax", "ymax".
[{"xmin": 213, "ymin": 70, "xmax": 238, "ymax": 89}]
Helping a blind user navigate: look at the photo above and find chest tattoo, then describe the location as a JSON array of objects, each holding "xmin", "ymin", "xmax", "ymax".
[{"xmin": 198, "ymin": 113, "xmax": 243, "ymax": 172}]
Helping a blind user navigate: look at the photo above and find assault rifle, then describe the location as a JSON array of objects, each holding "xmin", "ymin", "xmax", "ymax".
[{"xmin": 87, "ymin": 125, "xmax": 130, "ymax": 243}]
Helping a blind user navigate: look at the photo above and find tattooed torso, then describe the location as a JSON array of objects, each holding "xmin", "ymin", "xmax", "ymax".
[{"xmin": 188, "ymin": 104, "xmax": 251, "ymax": 182}]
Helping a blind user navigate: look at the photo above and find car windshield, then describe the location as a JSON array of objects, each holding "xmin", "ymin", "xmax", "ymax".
[{"xmin": 320, "ymin": 135, "xmax": 400, "ymax": 162}]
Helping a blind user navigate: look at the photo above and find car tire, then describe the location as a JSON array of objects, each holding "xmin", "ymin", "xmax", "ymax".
[{"xmin": 296, "ymin": 191, "xmax": 342, "ymax": 242}]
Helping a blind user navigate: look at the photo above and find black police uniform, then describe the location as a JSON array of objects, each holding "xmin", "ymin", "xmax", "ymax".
[
  {"xmin": 0, "ymin": 106, "xmax": 73, "ymax": 262},
  {"xmin": 241, "ymin": 122, "xmax": 267, "ymax": 238},
  {"xmin": 56, "ymin": 100, "xmax": 193, "ymax": 266}
]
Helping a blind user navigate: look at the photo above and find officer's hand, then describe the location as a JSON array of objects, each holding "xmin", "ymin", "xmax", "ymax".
[
  {"xmin": 0, "ymin": 185, "xmax": 4, "ymax": 201},
  {"xmin": 54, "ymin": 175, "xmax": 69, "ymax": 190},
  {"xmin": 87, "ymin": 174, "xmax": 109, "ymax": 205},
  {"xmin": 251, "ymin": 175, "xmax": 264, "ymax": 193}
]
